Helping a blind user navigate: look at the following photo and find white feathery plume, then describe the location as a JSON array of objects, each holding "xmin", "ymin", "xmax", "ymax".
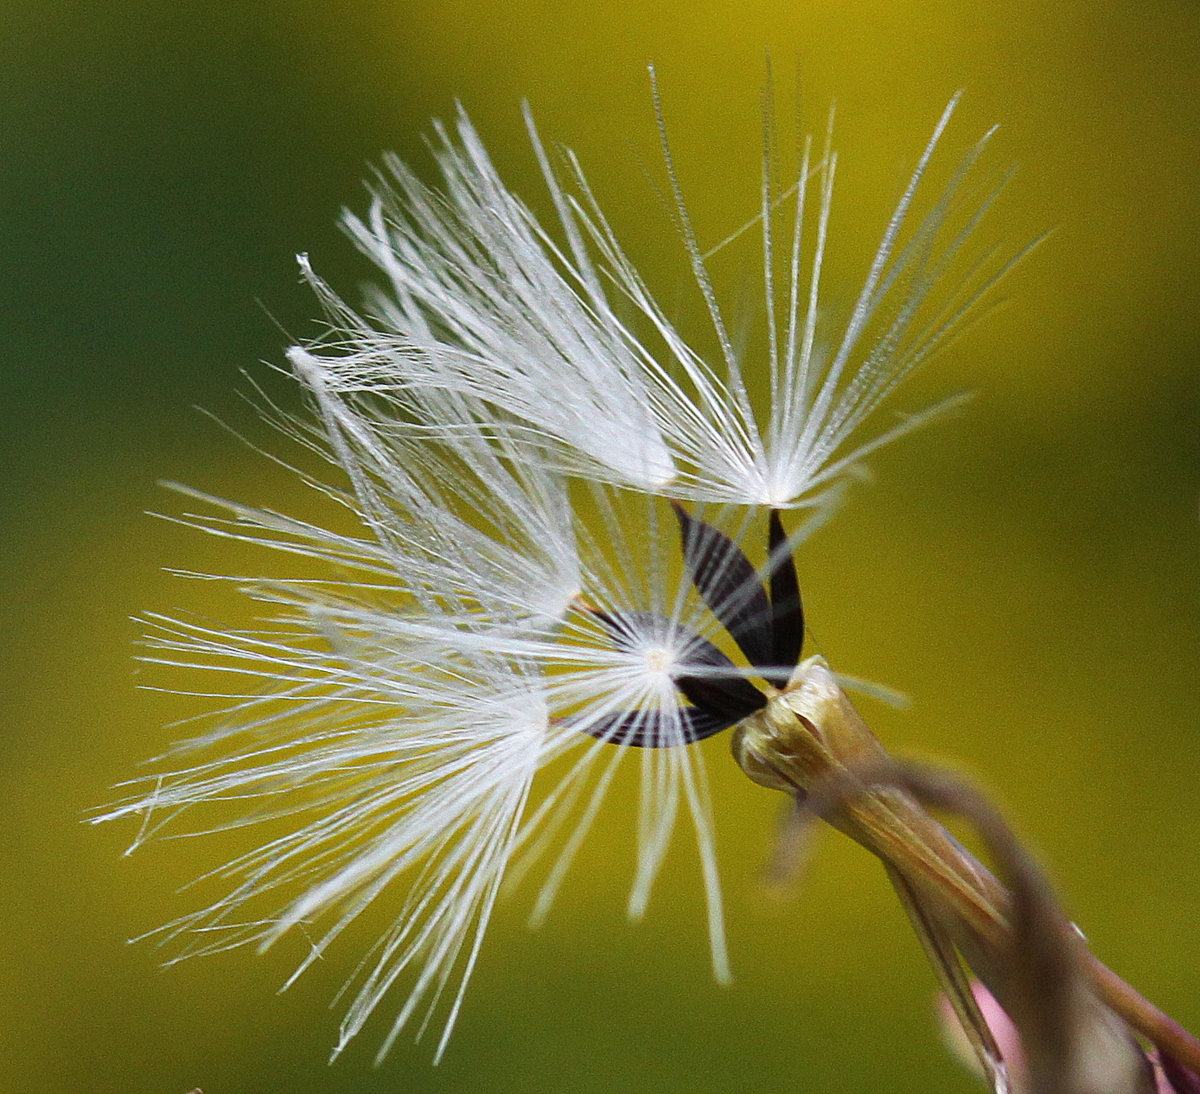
[
  {"xmin": 299, "ymin": 79, "xmax": 1018, "ymax": 509},
  {"xmin": 96, "ymin": 86, "xmax": 1015, "ymax": 1062},
  {"xmin": 98, "ymin": 368, "xmax": 738, "ymax": 1062}
]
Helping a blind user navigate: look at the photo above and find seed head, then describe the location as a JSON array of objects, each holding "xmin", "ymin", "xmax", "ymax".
[{"xmin": 95, "ymin": 83, "xmax": 1016, "ymax": 1062}]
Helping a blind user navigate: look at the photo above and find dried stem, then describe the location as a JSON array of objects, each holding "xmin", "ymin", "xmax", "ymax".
[{"xmin": 731, "ymin": 657, "xmax": 1200, "ymax": 1085}]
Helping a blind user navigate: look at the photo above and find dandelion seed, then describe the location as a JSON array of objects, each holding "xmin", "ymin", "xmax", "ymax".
[{"xmin": 96, "ymin": 83, "xmax": 1021, "ymax": 1062}]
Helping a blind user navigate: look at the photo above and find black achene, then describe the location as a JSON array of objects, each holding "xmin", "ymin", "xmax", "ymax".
[{"xmin": 578, "ymin": 505, "xmax": 805, "ymax": 747}]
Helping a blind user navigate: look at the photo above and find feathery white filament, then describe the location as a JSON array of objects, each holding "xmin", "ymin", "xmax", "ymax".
[
  {"xmin": 296, "ymin": 88, "xmax": 1014, "ymax": 509},
  {"xmin": 97, "ymin": 89, "xmax": 1013, "ymax": 1062},
  {"xmin": 98, "ymin": 399, "xmax": 736, "ymax": 1058}
]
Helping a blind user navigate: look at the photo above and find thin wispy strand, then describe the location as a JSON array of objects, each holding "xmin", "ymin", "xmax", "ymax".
[{"xmin": 95, "ymin": 82, "xmax": 1018, "ymax": 1062}]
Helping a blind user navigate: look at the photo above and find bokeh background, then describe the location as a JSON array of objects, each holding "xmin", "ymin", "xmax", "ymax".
[{"xmin": 3, "ymin": 1, "xmax": 1199, "ymax": 1092}]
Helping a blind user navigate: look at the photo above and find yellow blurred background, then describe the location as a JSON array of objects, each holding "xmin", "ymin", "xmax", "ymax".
[{"xmin": 2, "ymin": 1, "xmax": 1198, "ymax": 1092}]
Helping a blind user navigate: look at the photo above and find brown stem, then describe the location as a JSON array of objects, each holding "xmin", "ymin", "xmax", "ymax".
[
  {"xmin": 1087, "ymin": 954, "xmax": 1200, "ymax": 1077},
  {"xmin": 803, "ymin": 754, "xmax": 1200, "ymax": 1081},
  {"xmin": 737, "ymin": 669, "xmax": 1200, "ymax": 1083}
]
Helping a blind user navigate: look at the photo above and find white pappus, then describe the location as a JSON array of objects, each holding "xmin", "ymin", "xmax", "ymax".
[{"xmin": 95, "ymin": 79, "xmax": 1019, "ymax": 1063}]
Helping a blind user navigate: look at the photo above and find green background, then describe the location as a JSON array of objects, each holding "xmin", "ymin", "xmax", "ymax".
[{"xmin": 3, "ymin": 1, "xmax": 1198, "ymax": 1092}]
